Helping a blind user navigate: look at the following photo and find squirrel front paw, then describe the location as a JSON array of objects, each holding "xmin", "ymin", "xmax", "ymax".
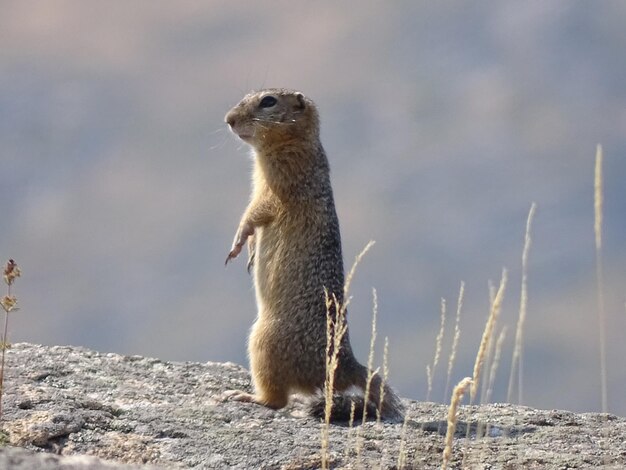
[{"xmin": 225, "ymin": 222, "xmax": 254, "ymax": 266}]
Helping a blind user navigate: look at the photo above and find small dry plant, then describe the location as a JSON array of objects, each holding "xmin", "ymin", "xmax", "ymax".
[
  {"xmin": 0, "ymin": 259, "xmax": 21, "ymax": 421},
  {"xmin": 442, "ymin": 377, "xmax": 473, "ymax": 470}
]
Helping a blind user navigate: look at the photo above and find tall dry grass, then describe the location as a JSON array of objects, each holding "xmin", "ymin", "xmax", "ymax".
[
  {"xmin": 354, "ymin": 287, "xmax": 381, "ymax": 466},
  {"xmin": 321, "ymin": 290, "xmax": 348, "ymax": 470},
  {"xmin": 377, "ymin": 336, "xmax": 390, "ymax": 423},
  {"xmin": 363, "ymin": 288, "xmax": 379, "ymax": 424},
  {"xmin": 480, "ymin": 280, "xmax": 500, "ymax": 404},
  {"xmin": 444, "ymin": 283, "xmax": 464, "ymax": 402},
  {"xmin": 507, "ymin": 202, "xmax": 537, "ymax": 404},
  {"xmin": 485, "ymin": 326, "xmax": 507, "ymax": 404},
  {"xmin": 426, "ymin": 297, "xmax": 447, "ymax": 401},
  {"xmin": 593, "ymin": 144, "xmax": 608, "ymax": 413},
  {"xmin": 317, "ymin": 146, "xmax": 614, "ymax": 467},
  {"xmin": 471, "ymin": 269, "xmax": 508, "ymax": 403}
]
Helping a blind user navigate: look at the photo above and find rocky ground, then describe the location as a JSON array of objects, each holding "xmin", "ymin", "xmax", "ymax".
[{"xmin": 0, "ymin": 343, "xmax": 624, "ymax": 469}]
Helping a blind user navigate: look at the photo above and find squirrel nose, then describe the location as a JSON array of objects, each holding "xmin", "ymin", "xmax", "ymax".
[{"xmin": 225, "ymin": 112, "xmax": 237, "ymax": 127}]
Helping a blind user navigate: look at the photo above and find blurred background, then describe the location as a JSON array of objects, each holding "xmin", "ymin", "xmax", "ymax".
[{"xmin": 1, "ymin": 1, "xmax": 625, "ymax": 415}]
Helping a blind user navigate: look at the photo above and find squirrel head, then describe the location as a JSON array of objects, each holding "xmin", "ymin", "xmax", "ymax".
[{"xmin": 225, "ymin": 89, "xmax": 320, "ymax": 152}]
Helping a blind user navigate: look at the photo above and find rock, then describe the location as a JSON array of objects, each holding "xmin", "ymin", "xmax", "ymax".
[
  {"xmin": 0, "ymin": 445, "xmax": 151, "ymax": 469},
  {"xmin": 1, "ymin": 343, "xmax": 625, "ymax": 469}
]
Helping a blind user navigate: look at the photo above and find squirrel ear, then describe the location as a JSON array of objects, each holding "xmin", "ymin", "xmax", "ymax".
[{"xmin": 295, "ymin": 93, "xmax": 306, "ymax": 110}]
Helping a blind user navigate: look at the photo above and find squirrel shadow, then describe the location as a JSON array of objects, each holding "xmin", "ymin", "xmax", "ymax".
[{"xmin": 417, "ymin": 419, "xmax": 537, "ymax": 438}]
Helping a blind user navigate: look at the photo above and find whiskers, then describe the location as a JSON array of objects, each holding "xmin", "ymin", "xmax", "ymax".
[
  {"xmin": 251, "ymin": 117, "xmax": 297, "ymax": 126},
  {"xmin": 207, "ymin": 127, "xmax": 231, "ymax": 152},
  {"xmin": 213, "ymin": 116, "xmax": 299, "ymax": 153}
]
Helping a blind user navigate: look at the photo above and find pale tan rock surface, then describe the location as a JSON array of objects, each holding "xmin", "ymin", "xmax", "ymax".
[{"xmin": 1, "ymin": 343, "xmax": 624, "ymax": 469}]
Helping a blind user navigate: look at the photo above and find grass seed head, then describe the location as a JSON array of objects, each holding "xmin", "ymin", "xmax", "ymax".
[
  {"xmin": 3, "ymin": 260, "xmax": 21, "ymax": 286},
  {"xmin": 0, "ymin": 296, "xmax": 18, "ymax": 313}
]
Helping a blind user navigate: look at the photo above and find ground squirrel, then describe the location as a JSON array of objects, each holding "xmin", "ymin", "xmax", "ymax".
[{"xmin": 223, "ymin": 88, "xmax": 403, "ymax": 421}]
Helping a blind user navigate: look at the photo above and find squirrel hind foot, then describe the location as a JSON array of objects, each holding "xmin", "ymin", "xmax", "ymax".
[{"xmin": 223, "ymin": 389, "xmax": 288, "ymax": 410}]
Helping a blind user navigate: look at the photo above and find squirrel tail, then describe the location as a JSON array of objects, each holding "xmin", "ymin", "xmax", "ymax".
[
  {"xmin": 358, "ymin": 365, "xmax": 405, "ymax": 422},
  {"xmin": 365, "ymin": 369, "xmax": 404, "ymax": 422},
  {"xmin": 309, "ymin": 364, "xmax": 405, "ymax": 423}
]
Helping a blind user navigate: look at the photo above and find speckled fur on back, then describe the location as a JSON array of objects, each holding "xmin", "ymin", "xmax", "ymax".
[{"xmin": 224, "ymin": 88, "xmax": 403, "ymax": 421}]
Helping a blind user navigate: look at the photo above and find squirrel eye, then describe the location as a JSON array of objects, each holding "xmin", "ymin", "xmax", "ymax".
[{"xmin": 259, "ymin": 95, "xmax": 278, "ymax": 108}]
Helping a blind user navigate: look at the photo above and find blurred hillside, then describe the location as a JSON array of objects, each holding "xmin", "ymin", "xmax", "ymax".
[{"xmin": 1, "ymin": 1, "xmax": 625, "ymax": 414}]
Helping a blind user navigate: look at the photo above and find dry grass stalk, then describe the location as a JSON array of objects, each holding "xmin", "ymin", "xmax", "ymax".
[
  {"xmin": 357, "ymin": 290, "xmax": 380, "ymax": 463},
  {"xmin": 354, "ymin": 289, "xmax": 381, "ymax": 464},
  {"xmin": 486, "ymin": 326, "xmax": 508, "ymax": 404},
  {"xmin": 0, "ymin": 259, "xmax": 21, "ymax": 421},
  {"xmin": 444, "ymin": 282, "xmax": 465, "ymax": 400},
  {"xmin": 594, "ymin": 144, "xmax": 604, "ymax": 262},
  {"xmin": 355, "ymin": 365, "xmax": 379, "ymax": 466},
  {"xmin": 507, "ymin": 202, "xmax": 537, "ymax": 404},
  {"xmin": 480, "ymin": 278, "xmax": 498, "ymax": 401},
  {"xmin": 343, "ymin": 240, "xmax": 375, "ymax": 308},
  {"xmin": 365, "ymin": 288, "xmax": 378, "ymax": 421},
  {"xmin": 480, "ymin": 281, "xmax": 499, "ymax": 404},
  {"xmin": 376, "ymin": 336, "xmax": 389, "ymax": 423},
  {"xmin": 488, "ymin": 279, "xmax": 495, "ymax": 306},
  {"xmin": 349, "ymin": 399, "xmax": 356, "ymax": 429},
  {"xmin": 427, "ymin": 298, "xmax": 447, "ymax": 401},
  {"xmin": 343, "ymin": 400, "xmax": 357, "ymax": 460},
  {"xmin": 322, "ymin": 241, "xmax": 375, "ymax": 469},
  {"xmin": 471, "ymin": 268, "xmax": 507, "ymax": 403},
  {"xmin": 321, "ymin": 292, "xmax": 348, "ymax": 469},
  {"xmin": 396, "ymin": 411, "xmax": 411, "ymax": 469},
  {"xmin": 442, "ymin": 377, "xmax": 473, "ymax": 470},
  {"xmin": 594, "ymin": 144, "xmax": 608, "ymax": 413}
]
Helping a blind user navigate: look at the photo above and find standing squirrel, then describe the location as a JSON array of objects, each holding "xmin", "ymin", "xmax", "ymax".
[{"xmin": 223, "ymin": 88, "xmax": 403, "ymax": 421}]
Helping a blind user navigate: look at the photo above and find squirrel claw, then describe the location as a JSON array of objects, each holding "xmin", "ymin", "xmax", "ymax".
[
  {"xmin": 225, "ymin": 245, "xmax": 242, "ymax": 266},
  {"xmin": 246, "ymin": 253, "xmax": 255, "ymax": 273}
]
